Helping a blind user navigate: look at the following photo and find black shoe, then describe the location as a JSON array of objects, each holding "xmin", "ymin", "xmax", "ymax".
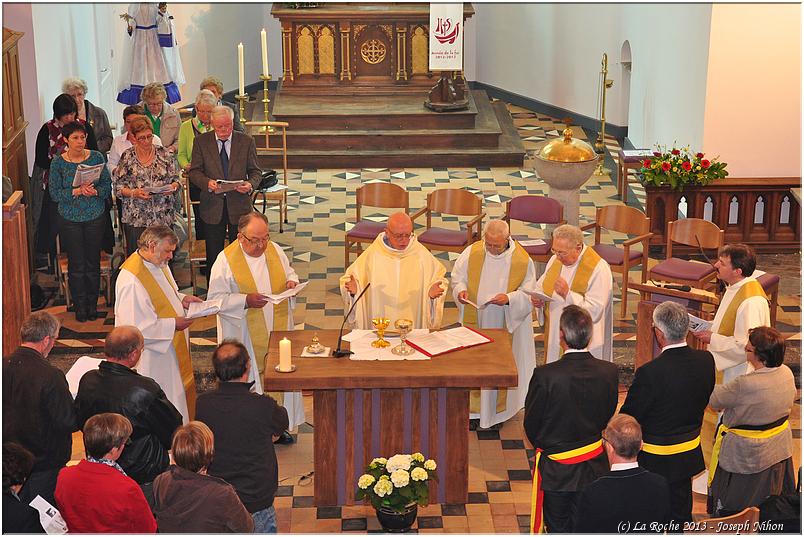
[
  {"xmin": 273, "ymin": 431, "xmax": 295, "ymax": 445},
  {"xmin": 75, "ymin": 308, "xmax": 88, "ymax": 323},
  {"xmin": 469, "ymin": 419, "xmax": 480, "ymax": 431},
  {"xmin": 87, "ymin": 308, "xmax": 98, "ymax": 321}
]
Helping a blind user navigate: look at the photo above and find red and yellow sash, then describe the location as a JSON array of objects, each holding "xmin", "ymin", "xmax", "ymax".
[
  {"xmin": 708, "ymin": 416, "xmax": 789, "ymax": 486},
  {"xmin": 121, "ymin": 253, "xmax": 196, "ymax": 419},
  {"xmin": 530, "ymin": 439, "xmax": 604, "ymax": 533}
]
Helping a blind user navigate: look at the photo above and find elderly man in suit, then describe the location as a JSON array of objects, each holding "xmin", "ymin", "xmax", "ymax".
[{"xmin": 188, "ymin": 105, "xmax": 261, "ymax": 281}]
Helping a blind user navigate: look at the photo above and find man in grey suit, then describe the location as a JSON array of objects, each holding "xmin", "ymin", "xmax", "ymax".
[{"xmin": 188, "ymin": 105, "xmax": 261, "ymax": 281}]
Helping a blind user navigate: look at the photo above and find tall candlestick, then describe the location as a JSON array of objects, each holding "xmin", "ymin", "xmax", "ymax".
[
  {"xmin": 279, "ymin": 337, "xmax": 291, "ymax": 372},
  {"xmin": 261, "ymin": 28, "xmax": 269, "ymax": 77},
  {"xmin": 237, "ymin": 42, "xmax": 245, "ymax": 96}
]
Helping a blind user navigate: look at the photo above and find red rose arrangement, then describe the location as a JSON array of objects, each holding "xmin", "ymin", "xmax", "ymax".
[{"xmin": 640, "ymin": 144, "xmax": 728, "ymax": 191}]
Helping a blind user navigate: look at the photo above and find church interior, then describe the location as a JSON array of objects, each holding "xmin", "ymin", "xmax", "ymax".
[{"xmin": 2, "ymin": 2, "xmax": 801, "ymax": 533}]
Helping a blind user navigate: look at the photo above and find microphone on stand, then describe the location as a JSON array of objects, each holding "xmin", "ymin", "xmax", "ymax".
[
  {"xmin": 333, "ymin": 282, "xmax": 371, "ymax": 358},
  {"xmin": 695, "ymin": 234, "xmax": 725, "ymax": 294}
]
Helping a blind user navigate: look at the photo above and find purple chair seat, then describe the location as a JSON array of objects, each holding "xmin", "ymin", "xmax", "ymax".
[
  {"xmin": 419, "ymin": 227, "xmax": 469, "ymax": 247},
  {"xmin": 592, "ymin": 244, "xmax": 643, "ymax": 266},
  {"xmin": 651, "ymin": 257, "xmax": 716, "ymax": 281},
  {"xmin": 346, "ymin": 220, "xmax": 386, "ymax": 240},
  {"xmin": 756, "ymin": 272, "xmax": 780, "ymax": 293},
  {"xmin": 513, "ymin": 235, "xmax": 552, "ymax": 256}
]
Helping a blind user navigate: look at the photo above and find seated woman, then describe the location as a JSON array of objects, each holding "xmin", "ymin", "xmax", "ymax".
[
  {"xmin": 138, "ymin": 82, "xmax": 181, "ymax": 152},
  {"xmin": 55, "ymin": 413, "xmax": 156, "ymax": 533},
  {"xmin": 114, "ymin": 116, "xmax": 179, "ymax": 256},
  {"xmin": 152, "ymin": 421, "xmax": 254, "ymax": 533},
  {"xmin": 3, "ymin": 443, "xmax": 45, "ymax": 534},
  {"xmin": 709, "ymin": 326, "xmax": 797, "ymax": 516},
  {"xmin": 48, "ymin": 121, "xmax": 111, "ymax": 322},
  {"xmin": 62, "ymin": 77, "xmax": 113, "ymax": 154}
]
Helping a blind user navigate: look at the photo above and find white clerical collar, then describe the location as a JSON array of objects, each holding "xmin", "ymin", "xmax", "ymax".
[
  {"xmin": 661, "ymin": 342, "xmax": 688, "ymax": 352},
  {"xmin": 611, "ymin": 462, "xmax": 639, "ymax": 471},
  {"xmin": 380, "ymin": 232, "xmax": 413, "ymax": 253},
  {"xmin": 563, "ymin": 348, "xmax": 588, "ymax": 354}
]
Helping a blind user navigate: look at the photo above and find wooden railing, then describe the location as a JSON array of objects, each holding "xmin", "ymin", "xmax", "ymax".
[
  {"xmin": 3, "ymin": 191, "xmax": 30, "ymax": 354},
  {"xmin": 645, "ymin": 177, "xmax": 801, "ymax": 253}
]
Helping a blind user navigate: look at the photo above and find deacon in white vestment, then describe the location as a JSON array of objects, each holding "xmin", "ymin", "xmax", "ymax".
[
  {"xmin": 693, "ymin": 244, "xmax": 770, "ymax": 384},
  {"xmin": 341, "ymin": 212, "xmax": 448, "ymax": 329},
  {"xmin": 452, "ymin": 220, "xmax": 537, "ymax": 429},
  {"xmin": 530, "ymin": 224, "xmax": 613, "ymax": 364},
  {"xmin": 207, "ymin": 211, "xmax": 305, "ymax": 429},
  {"xmin": 114, "ymin": 225, "xmax": 202, "ymax": 423}
]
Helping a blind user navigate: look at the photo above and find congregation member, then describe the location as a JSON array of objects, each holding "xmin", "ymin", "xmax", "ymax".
[
  {"xmin": 74, "ymin": 326, "xmax": 182, "ymax": 495},
  {"xmin": 574, "ymin": 414, "xmax": 672, "ymax": 533},
  {"xmin": 188, "ymin": 105, "xmax": 261, "ymax": 280},
  {"xmin": 207, "ymin": 211, "xmax": 304, "ymax": 436},
  {"xmin": 107, "ymin": 105, "xmax": 163, "ymax": 174},
  {"xmin": 199, "ymin": 75, "xmax": 245, "ymax": 132},
  {"xmin": 62, "ymin": 77, "xmax": 113, "ymax": 153},
  {"xmin": 137, "ymin": 82, "xmax": 181, "ymax": 152},
  {"xmin": 620, "ymin": 301, "xmax": 715, "ymax": 523},
  {"xmin": 529, "ymin": 224, "xmax": 614, "ymax": 363},
  {"xmin": 196, "ymin": 341, "xmax": 289, "ymax": 533},
  {"xmin": 114, "ymin": 225, "xmax": 203, "ymax": 423},
  {"xmin": 524, "ymin": 305, "xmax": 618, "ymax": 533},
  {"xmin": 3, "ymin": 443, "xmax": 45, "ymax": 533},
  {"xmin": 55, "ymin": 413, "xmax": 156, "ymax": 533},
  {"xmin": 693, "ymin": 244, "xmax": 770, "ymax": 384},
  {"xmin": 341, "ymin": 212, "xmax": 448, "ymax": 329},
  {"xmin": 177, "ymin": 89, "xmax": 218, "ymax": 240},
  {"xmin": 114, "ymin": 115, "xmax": 181, "ymax": 255},
  {"xmin": 708, "ymin": 326, "xmax": 796, "ymax": 517},
  {"xmin": 3, "ymin": 313, "xmax": 76, "ymax": 506},
  {"xmin": 452, "ymin": 219, "xmax": 536, "ymax": 430}
]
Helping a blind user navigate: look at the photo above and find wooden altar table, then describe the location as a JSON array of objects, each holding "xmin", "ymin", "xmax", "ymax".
[{"xmin": 263, "ymin": 328, "xmax": 517, "ymax": 506}]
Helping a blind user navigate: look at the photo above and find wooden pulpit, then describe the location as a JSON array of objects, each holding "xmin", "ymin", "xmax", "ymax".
[{"xmin": 3, "ymin": 191, "xmax": 30, "ymax": 355}]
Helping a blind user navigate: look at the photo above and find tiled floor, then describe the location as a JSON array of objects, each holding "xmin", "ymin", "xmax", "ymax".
[{"xmin": 47, "ymin": 99, "xmax": 800, "ymax": 532}]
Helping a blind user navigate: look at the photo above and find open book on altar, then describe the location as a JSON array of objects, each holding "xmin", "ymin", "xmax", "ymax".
[{"xmin": 405, "ymin": 326, "xmax": 492, "ymax": 357}]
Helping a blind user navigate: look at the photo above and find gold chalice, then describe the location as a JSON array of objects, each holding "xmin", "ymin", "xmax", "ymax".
[
  {"xmin": 391, "ymin": 318, "xmax": 416, "ymax": 356},
  {"xmin": 371, "ymin": 317, "xmax": 391, "ymax": 348}
]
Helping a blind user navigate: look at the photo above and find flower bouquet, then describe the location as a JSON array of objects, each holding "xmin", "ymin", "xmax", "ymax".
[
  {"xmin": 640, "ymin": 144, "xmax": 728, "ymax": 191},
  {"xmin": 356, "ymin": 453, "xmax": 438, "ymax": 514}
]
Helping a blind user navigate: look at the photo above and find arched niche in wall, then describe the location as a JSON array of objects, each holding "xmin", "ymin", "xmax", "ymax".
[{"xmin": 619, "ymin": 40, "xmax": 632, "ymax": 133}]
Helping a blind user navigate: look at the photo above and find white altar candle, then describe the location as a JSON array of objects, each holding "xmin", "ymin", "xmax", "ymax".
[
  {"xmin": 279, "ymin": 337, "xmax": 292, "ymax": 372},
  {"xmin": 238, "ymin": 42, "xmax": 245, "ymax": 96},
  {"xmin": 261, "ymin": 28, "xmax": 269, "ymax": 77}
]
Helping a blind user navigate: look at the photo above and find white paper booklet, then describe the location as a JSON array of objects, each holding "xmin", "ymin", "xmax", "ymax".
[
  {"xmin": 71, "ymin": 163, "xmax": 104, "ymax": 187},
  {"xmin": 264, "ymin": 281, "xmax": 309, "ymax": 304},
  {"xmin": 688, "ymin": 313, "xmax": 712, "ymax": 333},
  {"xmin": 216, "ymin": 179, "xmax": 246, "ymax": 193},
  {"xmin": 622, "ymin": 149, "xmax": 653, "ymax": 158},
  {"xmin": 65, "ymin": 356, "xmax": 103, "ymax": 398},
  {"xmin": 29, "ymin": 495, "xmax": 68, "ymax": 534},
  {"xmin": 517, "ymin": 238, "xmax": 546, "ymax": 247},
  {"xmin": 464, "ymin": 298, "xmax": 489, "ymax": 310},
  {"xmin": 521, "ymin": 288, "xmax": 553, "ymax": 303},
  {"xmin": 144, "ymin": 184, "xmax": 174, "ymax": 194},
  {"xmin": 186, "ymin": 298, "xmax": 223, "ymax": 319}
]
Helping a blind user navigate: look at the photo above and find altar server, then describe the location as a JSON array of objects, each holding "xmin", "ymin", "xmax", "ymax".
[
  {"xmin": 452, "ymin": 220, "xmax": 537, "ymax": 429},
  {"xmin": 530, "ymin": 224, "xmax": 613, "ymax": 363},
  {"xmin": 340, "ymin": 212, "xmax": 448, "ymax": 329},
  {"xmin": 114, "ymin": 225, "xmax": 202, "ymax": 423},
  {"xmin": 207, "ymin": 211, "xmax": 305, "ymax": 431}
]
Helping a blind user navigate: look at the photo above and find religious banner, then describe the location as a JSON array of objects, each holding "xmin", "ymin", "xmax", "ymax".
[{"xmin": 428, "ymin": 3, "xmax": 463, "ymax": 71}]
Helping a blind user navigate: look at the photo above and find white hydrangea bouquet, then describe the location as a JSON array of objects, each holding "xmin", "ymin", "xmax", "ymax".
[{"xmin": 356, "ymin": 453, "xmax": 438, "ymax": 513}]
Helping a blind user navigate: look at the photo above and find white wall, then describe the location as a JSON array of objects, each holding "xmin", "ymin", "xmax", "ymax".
[{"xmin": 702, "ymin": 4, "xmax": 801, "ymax": 178}]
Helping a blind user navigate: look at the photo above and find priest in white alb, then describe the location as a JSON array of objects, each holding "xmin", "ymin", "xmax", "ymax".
[
  {"xmin": 530, "ymin": 224, "xmax": 613, "ymax": 363},
  {"xmin": 452, "ymin": 220, "xmax": 537, "ymax": 429},
  {"xmin": 207, "ymin": 211, "xmax": 305, "ymax": 433},
  {"xmin": 114, "ymin": 225, "xmax": 203, "ymax": 423},
  {"xmin": 341, "ymin": 212, "xmax": 447, "ymax": 329}
]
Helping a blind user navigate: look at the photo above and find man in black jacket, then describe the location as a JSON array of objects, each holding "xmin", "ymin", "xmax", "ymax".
[
  {"xmin": 620, "ymin": 301, "xmax": 715, "ymax": 523},
  {"xmin": 524, "ymin": 305, "xmax": 619, "ymax": 533},
  {"xmin": 196, "ymin": 340, "xmax": 289, "ymax": 533},
  {"xmin": 573, "ymin": 414, "xmax": 672, "ymax": 533},
  {"xmin": 3, "ymin": 312, "xmax": 76, "ymax": 505},
  {"xmin": 75, "ymin": 326, "xmax": 182, "ymax": 496}
]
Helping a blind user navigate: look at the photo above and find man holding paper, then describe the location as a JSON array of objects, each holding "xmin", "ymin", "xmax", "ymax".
[
  {"xmin": 341, "ymin": 212, "xmax": 448, "ymax": 329},
  {"xmin": 207, "ymin": 211, "xmax": 305, "ymax": 434},
  {"xmin": 115, "ymin": 225, "xmax": 203, "ymax": 423},
  {"xmin": 530, "ymin": 224, "xmax": 613, "ymax": 364},
  {"xmin": 188, "ymin": 105, "xmax": 261, "ymax": 280},
  {"xmin": 452, "ymin": 220, "xmax": 537, "ymax": 429}
]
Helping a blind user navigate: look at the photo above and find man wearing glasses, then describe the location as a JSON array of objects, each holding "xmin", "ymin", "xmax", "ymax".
[
  {"xmin": 529, "ymin": 224, "xmax": 613, "ymax": 364},
  {"xmin": 207, "ymin": 211, "xmax": 304, "ymax": 443}
]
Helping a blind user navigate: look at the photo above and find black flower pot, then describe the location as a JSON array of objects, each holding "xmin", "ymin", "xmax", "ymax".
[{"xmin": 375, "ymin": 504, "xmax": 418, "ymax": 532}]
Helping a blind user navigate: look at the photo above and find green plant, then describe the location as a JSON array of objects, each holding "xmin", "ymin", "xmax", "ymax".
[
  {"xmin": 356, "ymin": 453, "xmax": 438, "ymax": 513},
  {"xmin": 640, "ymin": 144, "xmax": 728, "ymax": 191}
]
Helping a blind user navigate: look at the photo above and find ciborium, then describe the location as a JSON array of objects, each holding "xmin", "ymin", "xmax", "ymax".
[
  {"xmin": 391, "ymin": 318, "xmax": 415, "ymax": 356},
  {"xmin": 371, "ymin": 317, "xmax": 391, "ymax": 348},
  {"xmin": 305, "ymin": 332, "xmax": 325, "ymax": 355}
]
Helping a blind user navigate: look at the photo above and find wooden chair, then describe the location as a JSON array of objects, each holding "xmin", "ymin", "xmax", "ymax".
[
  {"xmin": 344, "ymin": 182, "xmax": 409, "ymax": 267},
  {"xmin": 248, "ymin": 121, "xmax": 290, "ymax": 232},
  {"xmin": 56, "ymin": 235, "xmax": 112, "ymax": 310},
  {"xmin": 182, "ymin": 171, "xmax": 206, "ymax": 295},
  {"xmin": 411, "ymin": 188, "xmax": 485, "ymax": 254},
  {"xmin": 756, "ymin": 272, "xmax": 780, "ymax": 327},
  {"xmin": 649, "ymin": 218, "xmax": 724, "ymax": 291},
  {"xmin": 686, "ymin": 506, "xmax": 760, "ymax": 534},
  {"xmin": 581, "ymin": 205, "xmax": 652, "ymax": 318},
  {"xmin": 504, "ymin": 195, "xmax": 564, "ymax": 265}
]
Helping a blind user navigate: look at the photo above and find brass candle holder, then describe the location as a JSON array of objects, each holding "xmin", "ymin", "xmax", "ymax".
[
  {"xmin": 235, "ymin": 93, "xmax": 248, "ymax": 126},
  {"xmin": 594, "ymin": 52, "xmax": 614, "ymax": 177},
  {"xmin": 259, "ymin": 74, "xmax": 275, "ymax": 134}
]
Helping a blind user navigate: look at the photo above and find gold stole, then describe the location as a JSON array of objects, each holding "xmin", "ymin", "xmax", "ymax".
[
  {"xmin": 541, "ymin": 247, "xmax": 602, "ymax": 357},
  {"xmin": 121, "ymin": 254, "xmax": 196, "ymax": 419},
  {"xmin": 223, "ymin": 241, "xmax": 288, "ymax": 404},
  {"xmin": 466, "ymin": 241, "xmax": 530, "ymax": 414},
  {"xmin": 716, "ymin": 280, "xmax": 768, "ymax": 337}
]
